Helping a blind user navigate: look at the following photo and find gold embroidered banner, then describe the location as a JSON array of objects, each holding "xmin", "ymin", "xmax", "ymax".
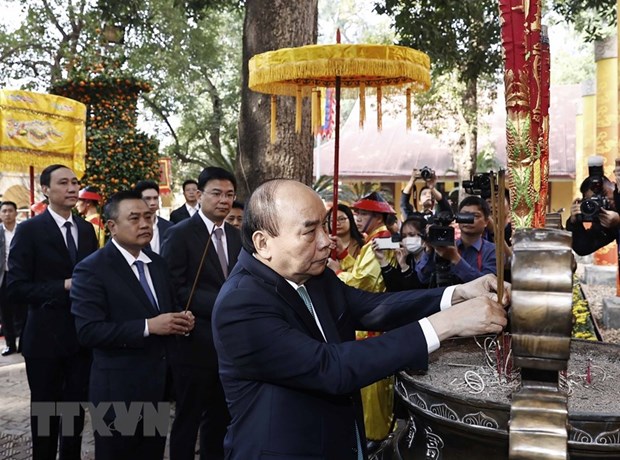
[{"xmin": 0, "ymin": 90, "xmax": 86, "ymax": 177}]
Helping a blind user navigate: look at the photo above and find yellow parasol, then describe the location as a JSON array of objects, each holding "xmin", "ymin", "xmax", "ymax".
[{"xmin": 248, "ymin": 39, "xmax": 431, "ymax": 237}]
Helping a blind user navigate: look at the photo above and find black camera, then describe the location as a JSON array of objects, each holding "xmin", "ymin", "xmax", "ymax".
[
  {"xmin": 420, "ymin": 166, "xmax": 433, "ymax": 181},
  {"xmin": 462, "ymin": 173, "xmax": 494, "ymax": 200},
  {"xmin": 576, "ymin": 158, "xmax": 612, "ymax": 223},
  {"xmin": 426, "ymin": 211, "xmax": 475, "ymax": 247}
]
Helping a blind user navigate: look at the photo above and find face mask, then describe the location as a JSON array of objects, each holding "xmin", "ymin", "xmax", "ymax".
[{"xmin": 403, "ymin": 236, "xmax": 423, "ymax": 254}]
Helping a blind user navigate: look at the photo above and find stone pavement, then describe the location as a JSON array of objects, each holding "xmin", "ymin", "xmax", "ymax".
[{"xmin": 0, "ymin": 350, "xmax": 193, "ymax": 459}]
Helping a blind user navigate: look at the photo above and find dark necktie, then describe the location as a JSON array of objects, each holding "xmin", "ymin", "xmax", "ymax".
[
  {"xmin": 134, "ymin": 260, "xmax": 158, "ymax": 309},
  {"xmin": 63, "ymin": 221, "xmax": 78, "ymax": 266},
  {"xmin": 212, "ymin": 227, "xmax": 228, "ymax": 278}
]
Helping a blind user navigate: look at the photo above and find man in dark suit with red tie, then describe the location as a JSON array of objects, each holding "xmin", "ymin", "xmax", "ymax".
[
  {"xmin": 70, "ymin": 191, "xmax": 195, "ymax": 459},
  {"xmin": 7, "ymin": 164, "xmax": 99, "ymax": 460},
  {"xmin": 161, "ymin": 166, "xmax": 242, "ymax": 460}
]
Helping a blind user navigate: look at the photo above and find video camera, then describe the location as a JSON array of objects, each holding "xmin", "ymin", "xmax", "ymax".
[
  {"xmin": 462, "ymin": 173, "xmax": 494, "ymax": 200},
  {"xmin": 426, "ymin": 211, "xmax": 475, "ymax": 247},
  {"xmin": 577, "ymin": 156, "xmax": 613, "ymax": 223}
]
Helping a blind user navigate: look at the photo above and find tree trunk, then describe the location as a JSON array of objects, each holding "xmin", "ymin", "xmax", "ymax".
[
  {"xmin": 235, "ymin": 0, "xmax": 318, "ymax": 200},
  {"xmin": 455, "ymin": 77, "xmax": 478, "ymax": 183}
]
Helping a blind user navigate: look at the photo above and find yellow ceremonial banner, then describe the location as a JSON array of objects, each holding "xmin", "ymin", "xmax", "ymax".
[{"xmin": 0, "ymin": 90, "xmax": 87, "ymax": 177}]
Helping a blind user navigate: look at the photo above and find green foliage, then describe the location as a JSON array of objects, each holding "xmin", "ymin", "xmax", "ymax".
[
  {"xmin": 376, "ymin": 0, "xmax": 502, "ymax": 85},
  {"xmin": 551, "ymin": 0, "xmax": 616, "ymax": 41},
  {"xmin": 0, "ymin": 0, "xmax": 243, "ymax": 189}
]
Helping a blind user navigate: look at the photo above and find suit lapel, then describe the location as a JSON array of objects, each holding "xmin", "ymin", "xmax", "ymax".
[
  {"xmin": 305, "ymin": 282, "xmax": 340, "ymax": 343},
  {"xmin": 105, "ymin": 243, "xmax": 160, "ymax": 316},
  {"xmin": 275, "ymin": 279, "xmax": 326, "ymax": 342},
  {"xmin": 75, "ymin": 217, "xmax": 94, "ymax": 262},
  {"xmin": 149, "ymin": 259, "xmax": 171, "ymax": 313},
  {"xmin": 42, "ymin": 211, "xmax": 74, "ymax": 266},
  {"xmin": 190, "ymin": 215, "xmax": 226, "ymax": 282}
]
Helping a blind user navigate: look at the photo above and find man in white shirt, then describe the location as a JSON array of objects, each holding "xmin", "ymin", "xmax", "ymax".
[
  {"xmin": 170, "ymin": 179, "xmax": 200, "ymax": 224},
  {"xmin": 134, "ymin": 180, "xmax": 173, "ymax": 253}
]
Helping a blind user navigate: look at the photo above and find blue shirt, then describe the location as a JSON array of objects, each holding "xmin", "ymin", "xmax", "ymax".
[{"xmin": 416, "ymin": 237, "xmax": 497, "ymax": 284}]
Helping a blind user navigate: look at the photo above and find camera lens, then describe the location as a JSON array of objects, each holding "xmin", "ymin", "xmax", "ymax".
[{"xmin": 580, "ymin": 199, "xmax": 599, "ymax": 216}]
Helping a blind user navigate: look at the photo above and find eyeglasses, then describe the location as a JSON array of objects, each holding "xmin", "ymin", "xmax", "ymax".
[
  {"xmin": 336, "ymin": 217, "xmax": 348, "ymax": 223},
  {"xmin": 205, "ymin": 190, "xmax": 236, "ymax": 201}
]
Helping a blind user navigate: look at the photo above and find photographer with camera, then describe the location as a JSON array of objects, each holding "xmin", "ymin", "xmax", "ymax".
[
  {"xmin": 566, "ymin": 156, "xmax": 620, "ymax": 256},
  {"xmin": 416, "ymin": 196, "xmax": 497, "ymax": 287},
  {"xmin": 371, "ymin": 214, "xmax": 427, "ymax": 291},
  {"xmin": 401, "ymin": 167, "xmax": 452, "ymax": 220}
]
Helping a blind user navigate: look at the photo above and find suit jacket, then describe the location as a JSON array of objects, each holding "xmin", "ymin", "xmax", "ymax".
[
  {"xmin": 565, "ymin": 217, "xmax": 618, "ymax": 256},
  {"xmin": 161, "ymin": 213, "xmax": 241, "ymax": 369},
  {"xmin": 212, "ymin": 249, "xmax": 446, "ymax": 460},
  {"xmin": 7, "ymin": 210, "xmax": 98, "ymax": 358},
  {"xmin": 70, "ymin": 242, "xmax": 177, "ymax": 404},
  {"xmin": 169, "ymin": 205, "xmax": 191, "ymax": 224},
  {"xmin": 0, "ymin": 224, "xmax": 6, "ymax": 279}
]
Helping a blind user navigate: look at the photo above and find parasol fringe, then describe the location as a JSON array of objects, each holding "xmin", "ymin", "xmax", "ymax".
[
  {"xmin": 295, "ymin": 86, "xmax": 302, "ymax": 133},
  {"xmin": 310, "ymin": 89, "xmax": 317, "ymax": 134},
  {"xmin": 406, "ymin": 87, "xmax": 412, "ymax": 130},
  {"xmin": 312, "ymin": 88, "xmax": 322, "ymax": 135},
  {"xmin": 249, "ymin": 58, "xmax": 431, "ymax": 97},
  {"xmin": 270, "ymin": 95, "xmax": 277, "ymax": 143},
  {"xmin": 376, "ymin": 86, "xmax": 382, "ymax": 131},
  {"xmin": 359, "ymin": 84, "xmax": 366, "ymax": 129}
]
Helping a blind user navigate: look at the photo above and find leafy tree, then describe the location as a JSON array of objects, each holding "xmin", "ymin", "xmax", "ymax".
[
  {"xmin": 0, "ymin": 0, "xmax": 243, "ymax": 190},
  {"xmin": 552, "ymin": 0, "xmax": 616, "ymax": 41},
  {"xmin": 375, "ymin": 0, "xmax": 503, "ymax": 181}
]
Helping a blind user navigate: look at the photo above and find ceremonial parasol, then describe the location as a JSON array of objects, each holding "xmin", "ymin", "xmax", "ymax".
[{"xmin": 248, "ymin": 38, "xmax": 431, "ymax": 234}]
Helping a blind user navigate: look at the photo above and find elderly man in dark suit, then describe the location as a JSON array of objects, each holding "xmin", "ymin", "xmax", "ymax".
[
  {"xmin": 8, "ymin": 164, "xmax": 99, "ymax": 460},
  {"xmin": 161, "ymin": 166, "xmax": 241, "ymax": 460},
  {"xmin": 170, "ymin": 179, "xmax": 200, "ymax": 224},
  {"xmin": 70, "ymin": 190, "xmax": 195, "ymax": 459},
  {"xmin": 212, "ymin": 179, "xmax": 509, "ymax": 460}
]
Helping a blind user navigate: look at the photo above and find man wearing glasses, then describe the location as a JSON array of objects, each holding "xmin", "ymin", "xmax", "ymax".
[{"xmin": 161, "ymin": 166, "xmax": 241, "ymax": 460}]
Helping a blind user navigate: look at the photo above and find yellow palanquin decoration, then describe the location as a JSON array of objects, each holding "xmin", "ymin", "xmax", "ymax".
[
  {"xmin": 0, "ymin": 90, "xmax": 86, "ymax": 176},
  {"xmin": 249, "ymin": 43, "xmax": 431, "ymax": 140}
]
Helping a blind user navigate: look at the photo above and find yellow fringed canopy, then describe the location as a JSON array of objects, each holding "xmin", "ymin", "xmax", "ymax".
[
  {"xmin": 0, "ymin": 90, "xmax": 87, "ymax": 177},
  {"xmin": 249, "ymin": 44, "xmax": 431, "ymax": 94},
  {"xmin": 249, "ymin": 43, "xmax": 431, "ymax": 136}
]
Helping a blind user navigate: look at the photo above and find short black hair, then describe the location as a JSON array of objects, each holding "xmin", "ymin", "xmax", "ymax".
[
  {"xmin": 198, "ymin": 167, "xmax": 237, "ymax": 191},
  {"xmin": 182, "ymin": 179, "xmax": 198, "ymax": 191},
  {"xmin": 104, "ymin": 190, "xmax": 145, "ymax": 221},
  {"xmin": 40, "ymin": 164, "xmax": 71, "ymax": 187},
  {"xmin": 0, "ymin": 201, "xmax": 17, "ymax": 211},
  {"xmin": 459, "ymin": 195, "xmax": 490, "ymax": 218},
  {"xmin": 579, "ymin": 176, "xmax": 614, "ymax": 195},
  {"xmin": 232, "ymin": 200, "xmax": 244, "ymax": 210},
  {"xmin": 134, "ymin": 180, "xmax": 160, "ymax": 196}
]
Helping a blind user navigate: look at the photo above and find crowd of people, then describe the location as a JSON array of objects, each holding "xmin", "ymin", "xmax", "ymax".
[{"xmin": 0, "ymin": 163, "xmax": 519, "ymax": 460}]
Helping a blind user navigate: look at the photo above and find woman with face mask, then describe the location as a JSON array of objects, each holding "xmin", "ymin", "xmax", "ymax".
[{"xmin": 372, "ymin": 215, "xmax": 427, "ymax": 291}]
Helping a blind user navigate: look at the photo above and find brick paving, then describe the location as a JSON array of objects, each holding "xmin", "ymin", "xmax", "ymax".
[{"xmin": 0, "ymin": 351, "xmax": 193, "ymax": 459}]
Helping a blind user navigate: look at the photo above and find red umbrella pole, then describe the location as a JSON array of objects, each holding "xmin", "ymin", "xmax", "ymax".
[{"xmin": 331, "ymin": 76, "xmax": 342, "ymax": 254}]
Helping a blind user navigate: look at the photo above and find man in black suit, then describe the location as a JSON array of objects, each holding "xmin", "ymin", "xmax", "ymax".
[
  {"xmin": 161, "ymin": 166, "xmax": 241, "ymax": 460},
  {"xmin": 0, "ymin": 200, "xmax": 24, "ymax": 356},
  {"xmin": 212, "ymin": 179, "xmax": 509, "ymax": 459},
  {"xmin": 134, "ymin": 180, "xmax": 173, "ymax": 254},
  {"xmin": 170, "ymin": 179, "xmax": 200, "ymax": 224},
  {"xmin": 71, "ymin": 191, "xmax": 195, "ymax": 459},
  {"xmin": 7, "ymin": 164, "xmax": 99, "ymax": 460}
]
